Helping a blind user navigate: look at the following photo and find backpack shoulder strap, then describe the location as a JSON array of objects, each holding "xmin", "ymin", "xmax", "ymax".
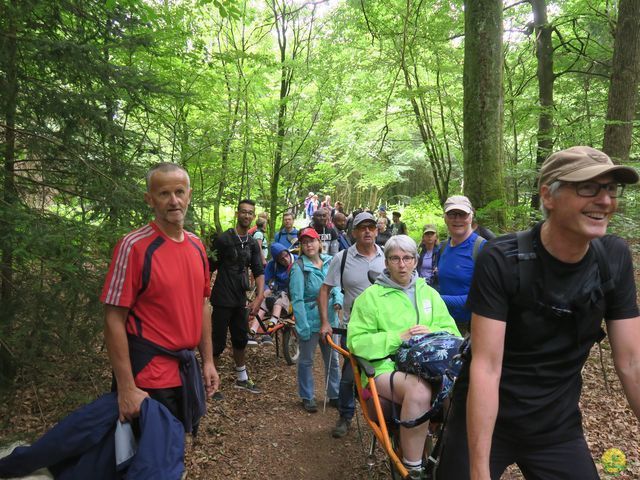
[
  {"xmin": 472, "ymin": 235, "xmax": 486, "ymax": 262},
  {"xmin": 589, "ymin": 238, "xmax": 614, "ymax": 293},
  {"xmin": 435, "ymin": 240, "xmax": 448, "ymax": 268},
  {"xmin": 514, "ymin": 229, "xmax": 537, "ymax": 307},
  {"xmin": 288, "ymin": 257, "xmax": 307, "ymax": 288},
  {"xmin": 339, "ymin": 249, "xmax": 348, "ymax": 293}
]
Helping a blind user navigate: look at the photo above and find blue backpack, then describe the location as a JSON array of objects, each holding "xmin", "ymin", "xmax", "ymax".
[{"xmin": 391, "ymin": 331, "xmax": 467, "ymax": 428}]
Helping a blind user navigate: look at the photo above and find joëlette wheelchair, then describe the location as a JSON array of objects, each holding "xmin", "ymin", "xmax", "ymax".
[
  {"xmin": 252, "ymin": 304, "xmax": 299, "ymax": 365},
  {"xmin": 327, "ymin": 328, "xmax": 465, "ymax": 479}
]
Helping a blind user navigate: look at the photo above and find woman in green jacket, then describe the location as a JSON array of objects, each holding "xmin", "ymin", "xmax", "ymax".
[{"xmin": 347, "ymin": 235, "xmax": 460, "ymax": 479}]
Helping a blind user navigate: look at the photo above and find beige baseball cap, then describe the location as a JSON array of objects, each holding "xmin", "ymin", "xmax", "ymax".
[
  {"xmin": 538, "ymin": 146, "xmax": 639, "ymax": 189},
  {"xmin": 443, "ymin": 195, "xmax": 473, "ymax": 214},
  {"xmin": 422, "ymin": 224, "xmax": 437, "ymax": 234}
]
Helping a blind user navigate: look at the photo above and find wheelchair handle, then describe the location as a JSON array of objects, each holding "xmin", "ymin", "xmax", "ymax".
[
  {"xmin": 324, "ymin": 333, "xmax": 350, "ymax": 358},
  {"xmin": 332, "ymin": 327, "xmax": 347, "ymax": 336}
]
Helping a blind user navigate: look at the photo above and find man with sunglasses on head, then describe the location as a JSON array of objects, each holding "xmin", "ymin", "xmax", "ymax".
[
  {"xmin": 318, "ymin": 212, "xmax": 386, "ymax": 438},
  {"xmin": 435, "ymin": 195, "xmax": 486, "ymax": 336},
  {"xmin": 437, "ymin": 146, "xmax": 640, "ymax": 479}
]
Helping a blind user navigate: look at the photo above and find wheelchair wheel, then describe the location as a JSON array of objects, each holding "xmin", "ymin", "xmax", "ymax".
[{"xmin": 282, "ymin": 327, "xmax": 299, "ymax": 365}]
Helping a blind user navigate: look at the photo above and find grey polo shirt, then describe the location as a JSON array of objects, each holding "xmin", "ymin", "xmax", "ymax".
[{"xmin": 323, "ymin": 243, "xmax": 385, "ymax": 321}]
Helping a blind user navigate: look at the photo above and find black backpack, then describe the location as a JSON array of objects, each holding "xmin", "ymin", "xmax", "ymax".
[{"xmin": 513, "ymin": 228, "xmax": 614, "ymax": 311}]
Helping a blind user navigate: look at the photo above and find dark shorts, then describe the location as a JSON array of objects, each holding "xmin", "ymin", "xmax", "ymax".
[
  {"xmin": 211, "ymin": 304, "xmax": 249, "ymax": 355},
  {"xmin": 130, "ymin": 386, "xmax": 184, "ymax": 437},
  {"xmin": 146, "ymin": 386, "xmax": 183, "ymax": 422},
  {"xmin": 436, "ymin": 400, "xmax": 599, "ymax": 480},
  {"xmin": 112, "ymin": 380, "xmax": 183, "ymax": 423}
]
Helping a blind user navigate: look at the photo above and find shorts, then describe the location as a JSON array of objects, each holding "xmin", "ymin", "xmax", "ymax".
[
  {"xmin": 130, "ymin": 386, "xmax": 184, "ymax": 437},
  {"xmin": 211, "ymin": 305, "xmax": 249, "ymax": 355},
  {"xmin": 436, "ymin": 399, "xmax": 599, "ymax": 479},
  {"xmin": 261, "ymin": 291, "xmax": 290, "ymax": 315}
]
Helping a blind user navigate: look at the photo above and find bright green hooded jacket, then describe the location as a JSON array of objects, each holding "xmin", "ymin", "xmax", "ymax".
[{"xmin": 347, "ymin": 270, "xmax": 460, "ymax": 384}]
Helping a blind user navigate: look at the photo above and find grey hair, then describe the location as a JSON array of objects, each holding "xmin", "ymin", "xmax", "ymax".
[
  {"xmin": 540, "ymin": 180, "xmax": 563, "ymax": 219},
  {"xmin": 145, "ymin": 163, "xmax": 190, "ymax": 192},
  {"xmin": 384, "ymin": 235, "xmax": 418, "ymax": 260}
]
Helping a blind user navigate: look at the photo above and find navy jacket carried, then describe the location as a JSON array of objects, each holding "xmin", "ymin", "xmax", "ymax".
[{"xmin": 0, "ymin": 393, "xmax": 184, "ymax": 480}]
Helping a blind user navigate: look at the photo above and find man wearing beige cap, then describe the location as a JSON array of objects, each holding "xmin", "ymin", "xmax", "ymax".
[
  {"xmin": 436, "ymin": 195, "xmax": 486, "ymax": 335},
  {"xmin": 437, "ymin": 146, "xmax": 640, "ymax": 479}
]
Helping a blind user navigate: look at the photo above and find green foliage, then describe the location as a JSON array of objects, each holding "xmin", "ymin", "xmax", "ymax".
[
  {"xmin": 609, "ymin": 187, "xmax": 640, "ymax": 240},
  {"xmin": 476, "ymin": 198, "xmax": 539, "ymax": 235},
  {"xmin": 1, "ymin": 0, "xmax": 636, "ymax": 396},
  {"xmin": 391, "ymin": 194, "xmax": 446, "ymax": 243}
]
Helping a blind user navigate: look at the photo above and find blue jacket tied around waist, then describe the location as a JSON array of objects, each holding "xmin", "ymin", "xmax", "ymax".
[{"xmin": 0, "ymin": 393, "xmax": 185, "ymax": 479}]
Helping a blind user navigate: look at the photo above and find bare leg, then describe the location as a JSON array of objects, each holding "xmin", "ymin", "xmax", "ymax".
[
  {"xmin": 375, "ymin": 372, "xmax": 432, "ymax": 463},
  {"xmin": 232, "ymin": 347, "xmax": 246, "ymax": 368},
  {"xmin": 271, "ymin": 304, "xmax": 283, "ymax": 320},
  {"xmin": 249, "ymin": 308, "xmax": 268, "ymax": 332}
]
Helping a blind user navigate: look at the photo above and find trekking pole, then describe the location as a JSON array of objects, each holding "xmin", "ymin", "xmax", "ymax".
[{"xmin": 323, "ymin": 339, "xmax": 332, "ymax": 413}]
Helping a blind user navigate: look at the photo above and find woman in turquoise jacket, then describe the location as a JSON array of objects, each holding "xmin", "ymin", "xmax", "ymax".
[
  {"xmin": 290, "ymin": 228, "xmax": 344, "ymax": 413},
  {"xmin": 347, "ymin": 235, "xmax": 459, "ymax": 480}
]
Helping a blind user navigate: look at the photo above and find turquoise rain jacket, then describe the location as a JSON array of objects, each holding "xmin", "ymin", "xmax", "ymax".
[
  {"xmin": 289, "ymin": 253, "xmax": 343, "ymax": 341},
  {"xmin": 347, "ymin": 270, "xmax": 460, "ymax": 384}
]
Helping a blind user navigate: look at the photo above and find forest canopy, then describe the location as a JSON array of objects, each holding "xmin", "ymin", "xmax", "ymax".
[{"xmin": 1, "ymin": 0, "xmax": 639, "ymax": 384}]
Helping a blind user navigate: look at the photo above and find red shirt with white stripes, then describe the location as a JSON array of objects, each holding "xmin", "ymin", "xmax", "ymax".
[{"xmin": 101, "ymin": 222, "xmax": 211, "ymax": 389}]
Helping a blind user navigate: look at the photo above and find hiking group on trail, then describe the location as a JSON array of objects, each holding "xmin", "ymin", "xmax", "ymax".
[{"xmin": 1, "ymin": 146, "xmax": 640, "ymax": 480}]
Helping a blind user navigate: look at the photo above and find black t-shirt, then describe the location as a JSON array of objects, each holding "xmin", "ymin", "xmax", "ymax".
[
  {"xmin": 391, "ymin": 221, "xmax": 407, "ymax": 236},
  {"xmin": 313, "ymin": 225, "xmax": 338, "ymax": 252},
  {"xmin": 209, "ymin": 229, "xmax": 264, "ymax": 307},
  {"xmin": 375, "ymin": 230, "xmax": 391, "ymax": 248},
  {"xmin": 455, "ymin": 223, "xmax": 638, "ymax": 444}
]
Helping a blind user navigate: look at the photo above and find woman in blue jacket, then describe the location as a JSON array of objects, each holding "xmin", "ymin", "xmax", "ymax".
[{"xmin": 289, "ymin": 228, "xmax": 343, "ymax": 413}]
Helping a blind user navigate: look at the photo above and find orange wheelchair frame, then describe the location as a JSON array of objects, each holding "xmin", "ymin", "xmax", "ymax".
[
  {"xmin": 253, "ymin": 310, "xmax": 299, "ymax": 365},
  {"xmin": 327, "ymin": 329, "xmax": 455, "ymax": 479},
  {"xmin": 326, "ymin": 331, "xmax": 411, "ymax": 479}
]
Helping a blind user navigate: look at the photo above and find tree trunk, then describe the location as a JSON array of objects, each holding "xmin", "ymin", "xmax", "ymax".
[
  {"xmin": 529, "ymin": 0, "xmax": 554, "ymax": 209},
  {"xmin": 2, "ymin": 0, "xmax": 18, "ymax": 310},
  {"xmin": 1, "ymin": 0, "xmax": 19, "ymax": 386},
  {"xmin": 268, "ymin": 0, "xmax": 292, "ymax": 239},
  {"xmin": 463, "ymin": 0, "xmax": 506, "ymax": 226},
  {"xmin": 270, "ymin": 69, "xmax": 288, "ymax": 240},
  {"xmin": 603, "ymin": 0, "xmax": 640, "ymax": 163}
]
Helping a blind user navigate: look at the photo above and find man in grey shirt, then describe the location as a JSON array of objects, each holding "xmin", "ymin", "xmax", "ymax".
[{"xmin": 318, "ymin": 212, "xmax": 385, "ymax": 438}]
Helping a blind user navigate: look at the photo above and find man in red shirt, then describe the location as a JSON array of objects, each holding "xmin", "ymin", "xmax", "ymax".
[{"xmin": 101, "ymin": 163, "xmax": 218, "ymax": 432}]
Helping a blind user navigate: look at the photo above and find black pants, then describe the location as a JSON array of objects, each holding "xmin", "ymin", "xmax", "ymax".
[
  {"xmin": 129, "ymin": 386, "xmax": 184, "ymax": 437},
  {"xmin": 211, "ymin": 304, "xmax": 249, "ymax": 356},
  {"xmin": 436, "ymin": 400, "xmax": 599, "ymax": 480}
]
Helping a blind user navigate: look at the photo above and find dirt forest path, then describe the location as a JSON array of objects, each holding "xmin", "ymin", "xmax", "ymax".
[
  {"xmin": 186, "ymin": 343, "xmax": 377, "ymax": 480},
  {"xmin": 185, "ymin": 328, "xmax": 640, "ymax": 480},
  {"xmin": 1, "ymin": 241, "xmax": 639, "ymax": 479}
]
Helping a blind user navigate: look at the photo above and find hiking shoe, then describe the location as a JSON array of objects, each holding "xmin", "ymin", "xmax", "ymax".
[
  {"xmin": 302, "ymin": 398, "xmax": 318, "ymax": 413},
  {"xmin": 235, "ymin": 378, "xmax": 261, "ymax": 394},
  {"xmin": 247, "ymin": 333, "xmax": 259, "ymax": 346},
  {"xmin": 328, "ymin": 398, "xmax": 339, "ymax": 409},
  {"xmin": 261, "ymin": 335, "xmax": 274, "ymax": 346},
  {"xmin": 407, "ymin": 468, "xmax": 425, "ymax": 480},
  {"xmin": 332, "ymin": 417, "xmax": 351, "ymax": 438}
]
